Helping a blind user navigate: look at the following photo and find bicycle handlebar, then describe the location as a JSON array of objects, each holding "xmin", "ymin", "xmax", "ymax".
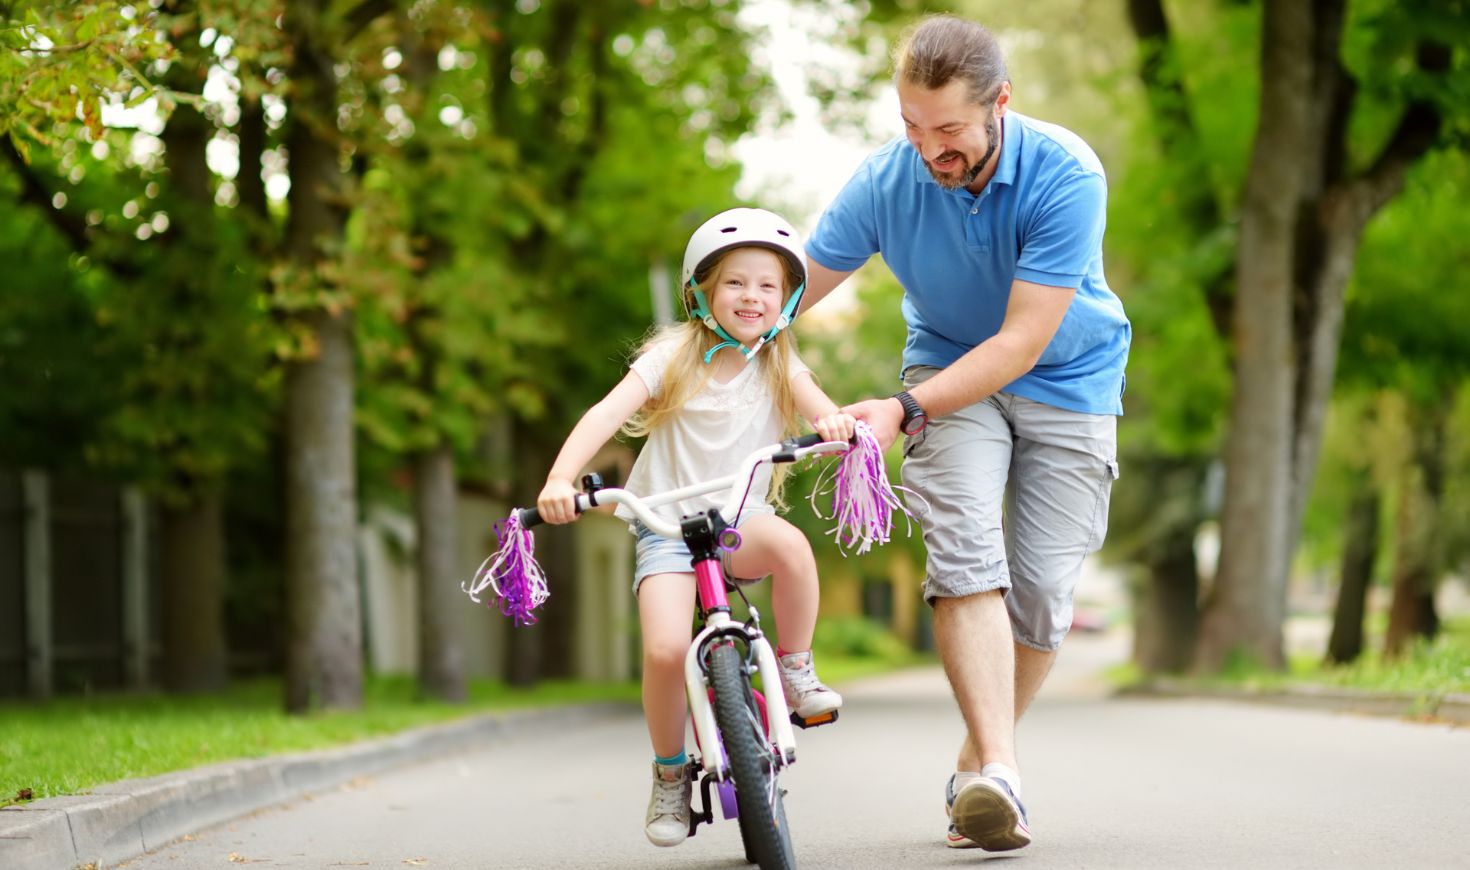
[{"xmin": 515, "ymin": 432, "xmax": 848, "ymax": 536}]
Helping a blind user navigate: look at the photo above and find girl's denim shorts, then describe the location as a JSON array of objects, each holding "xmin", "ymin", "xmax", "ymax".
[{"xmin": 631, "ymin": 510, "xmax": 765, "ymax": 595}]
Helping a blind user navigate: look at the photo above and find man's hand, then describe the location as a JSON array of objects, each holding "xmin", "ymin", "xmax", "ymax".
[{"xmin": 841, "ymin": 397, "xmax": 905, "ymax": 451}]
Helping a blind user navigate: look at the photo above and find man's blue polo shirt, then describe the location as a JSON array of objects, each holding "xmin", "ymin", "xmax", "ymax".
[{"xmin": 806, "ymin": 110, "xmax": 1130, "ymax": 416}]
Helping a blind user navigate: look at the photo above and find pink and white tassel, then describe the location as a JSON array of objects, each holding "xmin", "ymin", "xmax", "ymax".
[
  {"xmin": 809, "ymin": 421, "xmax": 923, "ymax": 555},
  {"xmin": 463, "ymin": 512, "xmax": 548, "ymax": 626}
]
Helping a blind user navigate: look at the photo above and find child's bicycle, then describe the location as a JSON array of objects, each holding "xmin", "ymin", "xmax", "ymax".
[{"xmin": 512, "ymin": 432, "xmax": 850, "ymax": 870}]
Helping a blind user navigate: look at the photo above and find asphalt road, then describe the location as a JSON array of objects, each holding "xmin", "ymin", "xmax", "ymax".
[{"xmin": 126, "ymin": 631, "xmax": 1470, "ymax": 869}]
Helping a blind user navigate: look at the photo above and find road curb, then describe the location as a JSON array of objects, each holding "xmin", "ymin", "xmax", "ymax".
[
  {"xmin": 1119, "ymin": 680, "xmax": 1470, "ymax": 725},
  {"xmin": 0, "ymin": 701, "xmax": 631, "ymax": 870}
]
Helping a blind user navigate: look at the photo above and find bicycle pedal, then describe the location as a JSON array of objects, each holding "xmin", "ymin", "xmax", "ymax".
[{"xmin": 789, "ymin": 709, "xmax": 839, "ymax": 729}]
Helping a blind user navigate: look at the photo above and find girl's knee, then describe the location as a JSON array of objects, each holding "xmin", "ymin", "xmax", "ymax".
[
  {"xmin": 643, "ymin": 638, "xmax": 688, "ymax": 672},
  {"xmin": 765, "ymin": 521, "xmax": 815, "ymax": 570}
]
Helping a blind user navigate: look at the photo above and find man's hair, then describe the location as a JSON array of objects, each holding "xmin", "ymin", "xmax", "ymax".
[{"xmin": 894, "ymin": 15, "xmax": 1008, "ymax": 106}]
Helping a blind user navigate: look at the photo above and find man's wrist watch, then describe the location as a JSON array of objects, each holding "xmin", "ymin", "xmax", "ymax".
[{"xmin": 892, "ymin": 390, "xmax": 928, "ymax": 436}]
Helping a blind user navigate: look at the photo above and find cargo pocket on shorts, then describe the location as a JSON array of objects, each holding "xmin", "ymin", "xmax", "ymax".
[
  {"xmin": 901, "ymin": 422, "xmax": 928, "ymax": 459},
  {"xmin": 1085, "ymin": 458, "xmax": 1120, "ymax": 553}
]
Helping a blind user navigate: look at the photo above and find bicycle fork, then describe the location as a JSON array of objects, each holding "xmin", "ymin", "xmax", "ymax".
[{"xmin": 684, "ymin": 611, "xmax": 799, "ymax": 779}]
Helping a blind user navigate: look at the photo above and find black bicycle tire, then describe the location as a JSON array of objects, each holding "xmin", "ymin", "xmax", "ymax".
[
  {"xmin": 739, "ymin": 789, "xmax": 792, "ymax": 865},
  {"xmin": 708, "ymin": 640, "xmax": 796, "ymax": 869},
  {"xmin": 738, "ymin": 798, "xmax": 758, "ymax": 864}
]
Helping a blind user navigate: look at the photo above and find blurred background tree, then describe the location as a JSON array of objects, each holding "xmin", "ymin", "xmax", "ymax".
[{"xmin": 4, "ymin": 0, "xmax": 1469, "ymax": 708}]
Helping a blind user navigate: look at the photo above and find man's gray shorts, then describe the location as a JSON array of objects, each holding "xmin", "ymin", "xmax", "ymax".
[{"xmin": 901, "ymin": 366, "xmax": 1119, "ymax": 651}]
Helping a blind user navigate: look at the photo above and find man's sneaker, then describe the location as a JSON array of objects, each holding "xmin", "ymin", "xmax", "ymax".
[
  {"xmin": 948, "ymin": 774, "xmax": 1031, "ymax": 852},
  {"xmin": 944, "ymin": 774, "xmax": 981, "ymax": 848},
  {"xmin": 644, "ymin": 762, "xmax": 691, "ymax": 847},
  {"xmin": 778, "ymin": 651, "xmax": 843, "ymax": 719}
]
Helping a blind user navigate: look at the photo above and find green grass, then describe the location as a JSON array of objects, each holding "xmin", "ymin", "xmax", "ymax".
[
  {"xmin": 1292, "ymin": 620, "xmax": 1470, "ymax": 694},
  {"xmin": 811, "ymin": 616, "xmax": 934, "ymax": 684},
  {"xmin": 0, "ymin": 627, "xmax": 923, "ymax": 809},
  {"xmin": 0, "ymin": 676, "xmax": 640, "ymax": 807},
  {"xmin": 1110, "ymin": 617, "xmax": 1470, "ymax": 696}
]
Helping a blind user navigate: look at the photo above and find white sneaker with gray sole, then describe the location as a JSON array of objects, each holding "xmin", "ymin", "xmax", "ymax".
[
  {"xmin": 778, "ymin": 650, "xmax": 843, "ymax": 719},
  {"xmin": 644, "ymin": 762, "xmax": 691, "ymax": 847}
]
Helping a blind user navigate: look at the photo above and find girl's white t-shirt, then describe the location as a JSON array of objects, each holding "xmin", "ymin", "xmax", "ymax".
[{"xmin": 616, "ymin": 335, "xmax": 808, "ymax": 527}]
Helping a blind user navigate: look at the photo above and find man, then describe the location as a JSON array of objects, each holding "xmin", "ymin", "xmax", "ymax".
[{"xmin": 801, "ymin": 14, "xmax": 1130, "ymax": 852}]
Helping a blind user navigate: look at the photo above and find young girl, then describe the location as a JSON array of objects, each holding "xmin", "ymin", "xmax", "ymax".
[{"xmin": 536, "ymin": 208, "xmax": 855, "ymax": 848}]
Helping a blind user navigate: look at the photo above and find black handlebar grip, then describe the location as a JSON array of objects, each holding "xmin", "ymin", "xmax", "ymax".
[
  {"xmin": 790, "ymin": 432, "xmax": 825, "ymax": 448},
  {"xmin": 516, "ymin": 493, "xmax": 591, "ymax": 528}
]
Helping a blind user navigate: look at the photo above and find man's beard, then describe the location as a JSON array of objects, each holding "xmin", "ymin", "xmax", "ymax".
[{"xmin": 927, "ymin": 112, "xmax": 1000, "ymax": 190}]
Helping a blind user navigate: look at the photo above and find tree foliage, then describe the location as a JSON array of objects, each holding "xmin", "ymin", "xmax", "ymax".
[{"xmin": 1, "ymin": 0, "xmax": 173, "ymax": 156}]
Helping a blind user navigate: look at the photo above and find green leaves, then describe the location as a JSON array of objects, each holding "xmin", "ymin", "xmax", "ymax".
[
  {"xmin": 1343, "ymin": 149, "xmax": 1470, "ymax": 401},
  {"xmin": 1, "ymin": 1, "xmax": 175, "ymax": 151}
]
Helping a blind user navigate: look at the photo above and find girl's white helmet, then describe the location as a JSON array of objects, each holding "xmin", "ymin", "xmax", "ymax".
[
  {"xmin": 681, "ymin": 207, "xmax": 808, "ymax": 290},
  {"xmin": 680, "ymin": 208, "xmax": 808, "ymax": 363}
]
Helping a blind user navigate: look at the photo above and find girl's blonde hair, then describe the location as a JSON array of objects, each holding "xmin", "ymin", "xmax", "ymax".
[{"xmin": 622, "ymin": 247, "xmax": 805, "ymax": 505}]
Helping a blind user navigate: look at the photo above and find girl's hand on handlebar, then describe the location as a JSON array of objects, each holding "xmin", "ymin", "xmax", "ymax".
[
  {"xmin": 537, "ymin": 477, "xmax": 581, "ymax": 524},
  {"xmin": 841, "ymin": 398, "xmax": 902, "ymax": 451},
  {"xmin": 813, "ymin": 411, "xmax": 857, "ymax": 443}
]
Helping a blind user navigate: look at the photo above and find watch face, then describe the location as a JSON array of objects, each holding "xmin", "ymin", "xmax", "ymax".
[{"xmin": 901, "ymin": 413, "xmax": 927, "ymax": 436}]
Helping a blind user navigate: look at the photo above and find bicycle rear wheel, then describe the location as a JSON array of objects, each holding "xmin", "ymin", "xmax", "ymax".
[{"xmin": 708, "ymin": 639, "xmax": 796, "ymax": 869}]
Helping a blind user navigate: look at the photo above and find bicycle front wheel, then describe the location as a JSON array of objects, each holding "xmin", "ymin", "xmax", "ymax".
[{"xmin": 708, "ymin": 639, "xmax": 796, "ymax": 869}]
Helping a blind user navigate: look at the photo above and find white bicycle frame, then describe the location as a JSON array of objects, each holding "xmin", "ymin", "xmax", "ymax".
[{"xmin": 562, "ymin": 436, "xmax": 848, "ymax": 779}]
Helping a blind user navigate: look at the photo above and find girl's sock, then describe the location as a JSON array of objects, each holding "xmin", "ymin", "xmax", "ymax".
[{"xmin": 654, "ymin": 749, "xmax": 688, "ymax": 769}]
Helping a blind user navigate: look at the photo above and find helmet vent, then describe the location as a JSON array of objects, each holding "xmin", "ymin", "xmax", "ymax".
[
  {"xmin": 776, "ymin": 229, "xmax": 790, "ymax": 236},
  {"xmin": 720, "ymin": 226, "xmax": 737, "ymax": 233}
]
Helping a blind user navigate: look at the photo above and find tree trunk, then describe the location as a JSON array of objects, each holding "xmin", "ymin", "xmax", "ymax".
[
  {"xmin": 1133, "ymin": 523, "xmax": 1199, "ymax": 675},
  {"xmin": 1284, "ymin": 10, "xmax": 1447, "ymax": 634},
  {"xmin": 154, "ymin": 7, "xmax": 231, "ymax": 694},
  {"xmin": 1325, "ymin": 482, "xmax": 1378, "ymax": 665},
  {"xmin": 283, "ymin": 309, "xmax": 361, "ymax": 711},
  {"xmin": 159, "ymin": 491, "xmax": 230, "ymax": 692},
  {"xmin": 237, "ymin": 96, "xmax": 269, "ymax": 224},
  {"xmin": 1384, "ymin": 521, "xmax": 1439, "ymax": 661},
  {"xmin": 282, "ymin": 0, "xmax": 361, "ymax": 713},
  {"xmin": 505, "ymin": 419, "xmax": 579, "ymax": 686},
  {"xmin": 504, "ymin": 521, "xmax": 579, "ymax": 682},
  {"xmin": 1383, "ymin": 404, "xmax": 1446, "ymax": 658},
  {"xmin": 1131, "ymin": 0, "xmax": 1446, "ymax": 675},
  {"xmin": 1196, "ymin": 0, "xmax": 1314, "ymax": 673},
  {"xmin": 1287, "ymin": 213, "xmax": 1359, "ymax": 555},
  {"xmin": 415, "ymin": 439, "xmax": 467, "ymax": 701}
]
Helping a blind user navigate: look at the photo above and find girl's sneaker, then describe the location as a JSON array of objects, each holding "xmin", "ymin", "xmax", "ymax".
[
  {"xmin": 644, "ymin": 762, "xmax": 691, "ymax": 847},
  {"xmin": 778, "ymin": 651, "xmax": 843, "ymax": 719}
]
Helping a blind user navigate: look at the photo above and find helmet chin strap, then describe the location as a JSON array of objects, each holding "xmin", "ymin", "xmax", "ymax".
[{"xmin": 690, "ymin": 282, "xmax": 806, "ymax": 365}]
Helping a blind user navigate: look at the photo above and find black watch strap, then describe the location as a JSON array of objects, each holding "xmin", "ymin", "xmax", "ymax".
[{"xmin": 892, "ymin": 390, "xmax": 927, "ymax": 434}]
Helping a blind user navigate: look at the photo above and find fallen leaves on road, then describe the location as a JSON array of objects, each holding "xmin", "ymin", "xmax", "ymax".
[
  {"xmin": 403, "ymin": 860, "xmax": 430, "ymax": 866},
  {"xmin": 228, "ymin": 853, "xmax": 264, "ymax": 864}
]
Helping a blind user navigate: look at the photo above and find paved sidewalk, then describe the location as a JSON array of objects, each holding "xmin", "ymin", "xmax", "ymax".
[
  {"xmin": 0, "ymin": 703, "xmax": 630, "ymax": 870},
  {"xmin": 4, "ymin": 627, "xmax": 1463, "ymax": 869}
]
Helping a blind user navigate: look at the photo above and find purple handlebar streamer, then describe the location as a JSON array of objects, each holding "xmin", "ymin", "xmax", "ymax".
[{"xmin": 462, "ymin": 512, "xmax": 549, "ymax": 626}]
